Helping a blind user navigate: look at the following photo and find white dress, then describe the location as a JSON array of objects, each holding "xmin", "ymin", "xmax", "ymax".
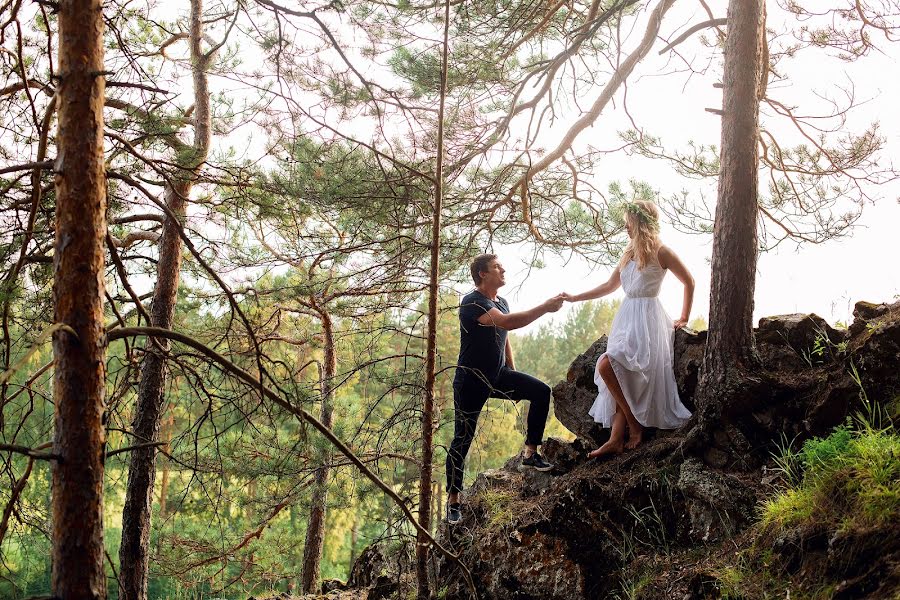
[{"xmin": 589, "ymin": 259, "xmax": 692, "ymax": 429}]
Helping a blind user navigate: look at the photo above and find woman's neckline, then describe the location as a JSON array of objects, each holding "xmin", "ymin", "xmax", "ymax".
[{"xmin": 628, "ymin": 258, "xmax": 664, "ymax": 271}]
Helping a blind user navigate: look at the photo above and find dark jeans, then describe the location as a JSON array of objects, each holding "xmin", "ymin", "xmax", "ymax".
[{"xmin": 446, "ymin": 367, "xmax": 551, "ymax": 494}]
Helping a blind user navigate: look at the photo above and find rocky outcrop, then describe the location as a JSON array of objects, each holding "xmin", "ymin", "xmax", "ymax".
[
  {"xmin": 434, "ymin": 300, "xmax": 900, "ymax": 599},
  {"xmin": 846, "ymin": 300, "xmax": 900, "ymax": 408},
  {"xmin": 762, "ymin": 521, "xmax": 900, "ymax": 599},
  {"xmin": 292, "ymin": 542, "xmax": 414, "ymax": 600},
  {"xmin": 319, "ymin": 301, "xmax": 899, "ymax": 600},
  {"xmin": 755, "ymin": 312, "xmax": 844, "ymax": 371},
  {"xmin": 436, "ymin": 431, "xmax": 765, "ymax": 599},
  {"xmin": 676, "ymin": 457, "xmax": 756, "ymax": 543},
  {"xmin": 550, "ymin": 336, "xmax": 609, "ymax": 445},
  {"xmin": 345, "ymin": 542, "xmax": 413, "ymax": 599}
]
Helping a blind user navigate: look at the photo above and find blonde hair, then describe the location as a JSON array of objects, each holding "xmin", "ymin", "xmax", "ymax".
[{"xmin": 618, "ymin": 199, "xmax": 661, "ymax": 270}]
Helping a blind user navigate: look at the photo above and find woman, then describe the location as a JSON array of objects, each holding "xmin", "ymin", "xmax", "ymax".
[{"xmin": 563, "ymin": 199, "xmax": 694, "ymax": 456}]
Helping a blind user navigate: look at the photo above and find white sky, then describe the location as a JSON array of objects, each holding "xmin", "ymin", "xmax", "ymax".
[{"xmin": 484, "ymin": 0, "xmax": 900, "ymax": 332}]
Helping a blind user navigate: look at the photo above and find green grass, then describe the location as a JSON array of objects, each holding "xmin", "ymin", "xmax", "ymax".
[
  {"xmin": 712, "ymin": 565, "xmax": 747, "ymax": 599},
  {"xmin": 762, "ymin": 417, "xmax": 900, "ymax": 533},
  {"xmin": 614, "ymin": 571, "xmax": 653, "ymax": 600},
  {"xmin": 690, "ymin": 383, "xmax": 900, "ymax": 600},
  {"xmin": 726, "ymin": 382, "xmax": 900, "ymax": 599},
  {"xmin": 481, "ymin": 488, "xmax": 517, "ymax": 529}
]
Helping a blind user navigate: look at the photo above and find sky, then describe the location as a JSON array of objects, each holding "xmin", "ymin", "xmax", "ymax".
[{"xmin": 480, "ymin": 1, "xmax": 900, "ymax": 332}]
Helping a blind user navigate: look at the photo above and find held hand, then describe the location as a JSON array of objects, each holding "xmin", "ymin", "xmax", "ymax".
[
  {"xmin": 674, "ymin": 318, "xmax": 688, "ymax": 330},
  {"xmin": 559, "ymin": 292, "xmax": 575, "ymax": 302},
  {"xmin": 544, "ymin": 294, "xmax": 565, "ymax": 313}
]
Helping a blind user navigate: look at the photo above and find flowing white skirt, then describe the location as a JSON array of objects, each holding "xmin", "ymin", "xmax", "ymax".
[{"xmin": 589, "ymin": 296, "xmax": 691, "ymax": 429}]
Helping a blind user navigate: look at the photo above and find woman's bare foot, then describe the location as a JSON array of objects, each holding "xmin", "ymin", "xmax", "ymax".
[
  {"xmin": 625, "ymin": 422, "xmax": 644, "ymax": 450},
  {"xmin": 588, "ymin": 437, "xmax": 624, "ymax": 458}
]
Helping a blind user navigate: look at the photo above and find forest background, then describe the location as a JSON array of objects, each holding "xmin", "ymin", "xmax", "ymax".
[{"xmin": 0, "ymin": 0, "xmax": 898, "ymax": 598}]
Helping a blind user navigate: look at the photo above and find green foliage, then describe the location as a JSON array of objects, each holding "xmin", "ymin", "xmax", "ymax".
[
  {"xmin": 798, "ymin": 425, "xmax": 853, "ymax": 480},
  {"xmin": 613, "ymin": 570, "xmax": 653, "ymax": 600},
  {"xmin": 388, "ymin": 43, "xmax": 503, "ymax": 98},
  {"xmin": 761, "ymin": 419, "xmax": 899, "ymax": 532},
  {"xmin": 710, "ymin": 565, "xmax": 747, "ymax": 600},
  {"xmin": 481, "ymin": 488, "xmax": 517, "ymax": 529},
  {"xmin": 0, "ymin": 520, "xmax": 52, "ymax": 598},
  {"xmin": 802, "ymin": 324, "xmax": 849, "ymax": 367},
  {"xmin": 677, "ymin": 391, "xmax": 899, "ymax": 600}
]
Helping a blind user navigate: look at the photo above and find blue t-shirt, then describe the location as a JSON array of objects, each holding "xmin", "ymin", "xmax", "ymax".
[{"xmin": 454, "ymin": 290, "xmax": 510, "ymax": 387}]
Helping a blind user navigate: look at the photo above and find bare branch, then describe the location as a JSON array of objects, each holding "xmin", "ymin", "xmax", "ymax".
[{"xmin": 658, "ymin": 17, "xmax": 727, "ymax": 54}]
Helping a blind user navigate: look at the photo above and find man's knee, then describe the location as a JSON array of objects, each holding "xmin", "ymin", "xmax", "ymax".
[
  {"xmin": 534, "ymin": 381, "xmax": 551, "ymax": 406},
  {"xmin": 450, "ymin": 427, "xmax": 476, "ymax": 456},
  {"xmin": 449, "ymin": 431, "xmax": 471, "ymax": 452}
]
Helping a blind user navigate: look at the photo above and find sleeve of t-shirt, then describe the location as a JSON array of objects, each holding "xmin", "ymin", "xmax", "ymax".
[{"xmin": 459, "ymin": 295, "xmax": 495, "ymax": 330}]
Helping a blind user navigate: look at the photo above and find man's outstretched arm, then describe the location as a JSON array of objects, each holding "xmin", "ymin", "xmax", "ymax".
[{"xmin": 477, "ymin": 295, "xmax": 564, "ymax": 331}]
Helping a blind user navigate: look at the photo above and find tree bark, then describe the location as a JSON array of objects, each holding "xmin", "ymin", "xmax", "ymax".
[
  {"xmin": 51, "ymin": 0, "xmax": 108, "ymax": 596},
  {"xmin": 417, "ymin": 0, "xmax": 450, "ymax": 595},
  {"xmin": 156, "ymin": 411, "xmax": 172, "ymax": 555},
  {"xmin": 300, "ymin": 309, "xmax": 337, "ymax": 594},
  {"xmin": 703, "ymin": 0, "xmax": 765, "ymax": 381},
  {"xmin": 118, "ymin": 0, "xmax": 212, "ymax": 597},
  {"xmin": 157, "ymin": 411, "xmax": 173, "ymax": 520},
  {"xmin": 689, "ymin": 0, "xmax": 766, "ymax": 467},
  {"xmin": 348, "ymin": 515, "xmax": 359, "ymax": 573}
]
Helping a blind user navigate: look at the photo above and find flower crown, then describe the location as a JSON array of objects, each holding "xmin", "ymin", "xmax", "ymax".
[{"xmin": 623, "ymin": 201, "xmax": 659, "ymax": 231}]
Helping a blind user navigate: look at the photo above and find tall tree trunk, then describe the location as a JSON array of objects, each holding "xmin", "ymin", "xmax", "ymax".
[
  {"xmin": 157, "ymin": 411, "xmax": 173, "ymax": 520},
  {"xmin": 689, "ymin": 0, "xmax": 766, "ymax": 467},
  {"xmin": 51, "ymin": 0, "xmax": 107, "ymax": 596},
  {"xmin": 300, "ymin": 310, "xmax": 336, "ymax": 594},
  {"xmin": 118, "ymin": 0, "xmax": 212, "ymax": 597},
  {"xmin": 433, "ymin": 481, "xmax": 442, "ymax": 534},
  {"xmin": 156, "ymin": 411, "xmax": 172, "ymax": 555},
  {"xmin": 417, "ymin": 1, "xmax": 450, "ymax": 596},
  {"xmin": 348, "ymin": 515, "xmax": 359, "ymax": 573},
  {"xmin": 704, "ymin": 0, "xmax": 764, "ymax": 382}
]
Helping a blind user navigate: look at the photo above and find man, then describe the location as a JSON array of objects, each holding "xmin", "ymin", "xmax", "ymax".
[{"xmin": 446, "ymin": 254, "xmax": 565, "ymax": 524}]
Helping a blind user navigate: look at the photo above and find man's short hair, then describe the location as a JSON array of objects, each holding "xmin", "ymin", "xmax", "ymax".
[{"xmin": 470, "ymin": 254, "xmax": 497, "ymax": 286}]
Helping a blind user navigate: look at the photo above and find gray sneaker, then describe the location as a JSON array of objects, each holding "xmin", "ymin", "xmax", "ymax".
[
  {"xmin": 447, "ymin": 502, "xmax": 462, "ymax": 525},
  {"xmin": 520, "ymin": 452, "xmax": 553, "ymax": 472}
]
